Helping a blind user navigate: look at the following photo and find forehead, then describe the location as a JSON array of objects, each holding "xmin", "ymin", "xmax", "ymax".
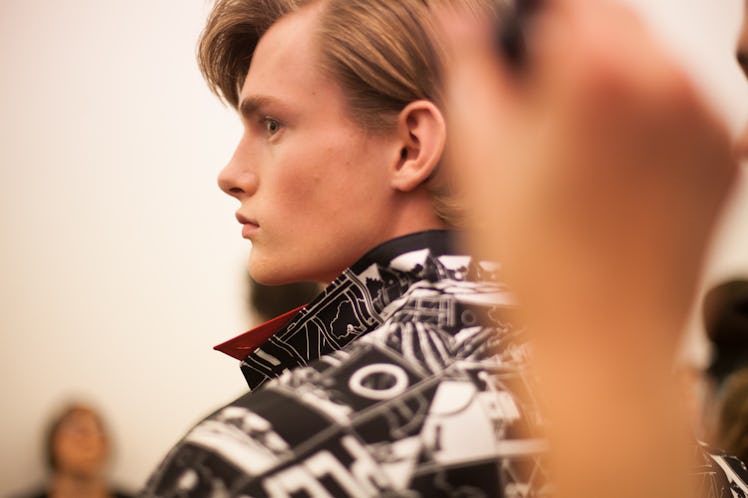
[
  {"xmin": 61, "ymin": 408, "xmax": 99, "ymax": 425},
  {"xmin": 240, "ymin": 4, "xmax": 334, "ymax": 106}
]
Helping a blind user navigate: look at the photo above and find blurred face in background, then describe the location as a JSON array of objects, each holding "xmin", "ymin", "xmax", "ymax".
[{"xmin": 52, "ymin": 407, "xmax": 109, "ymax": 478}]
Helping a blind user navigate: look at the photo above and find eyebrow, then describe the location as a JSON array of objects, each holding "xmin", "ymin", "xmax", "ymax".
[{"xmin": 238, "ymin": 95, "xmax": 283, "ymax": 121}]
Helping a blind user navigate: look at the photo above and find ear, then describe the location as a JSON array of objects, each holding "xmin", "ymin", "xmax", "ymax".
[{"xmin": 391, "ymin": 100, "xmax": 446, "ymax": 192}]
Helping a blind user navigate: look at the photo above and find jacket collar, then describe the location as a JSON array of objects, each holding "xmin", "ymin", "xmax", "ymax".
[{"xmin": 216, "ymin": 230, "xmax": 466, "ymax": 390}]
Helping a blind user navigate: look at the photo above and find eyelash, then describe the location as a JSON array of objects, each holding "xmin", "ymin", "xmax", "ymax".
[{"xmin": 262, "ymin": 117, "xmax": 282, "ymax": 136}]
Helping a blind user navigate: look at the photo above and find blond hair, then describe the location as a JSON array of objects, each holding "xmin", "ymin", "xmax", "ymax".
[{"xmin": 197, "ymin": 0, "xmax": 497, "ymax": 226}]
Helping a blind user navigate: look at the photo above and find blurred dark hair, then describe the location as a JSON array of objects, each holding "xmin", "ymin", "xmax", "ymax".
[
  {"xmin": 703, "ymin": 278, "xmax": 748, "ymax": 386},
  {"xmin": 716, "ymin": 369, "xmax": 748, "ymax": 464},
  {"xmin": 248, "ymin": 275, "xmax": 322, "ymax": 321}
]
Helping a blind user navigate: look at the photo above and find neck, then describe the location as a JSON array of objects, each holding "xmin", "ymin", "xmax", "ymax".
[
  {"xmin": 50, "ymin": 472, "xmax": 110, "ymax": 498},
  {"xmin": 385, "ymin": 190, "xmax": 449, "ymax": 241}
]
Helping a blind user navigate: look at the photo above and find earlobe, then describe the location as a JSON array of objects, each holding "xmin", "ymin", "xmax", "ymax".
[{"xmin": 391, "ymin": 100, "xmax": 446, "ymax": 192}]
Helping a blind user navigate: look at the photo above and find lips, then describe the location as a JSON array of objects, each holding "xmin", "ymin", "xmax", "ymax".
[{"xmin": 236, "ymin": 212, "xmax": 259, "ymax": 239}]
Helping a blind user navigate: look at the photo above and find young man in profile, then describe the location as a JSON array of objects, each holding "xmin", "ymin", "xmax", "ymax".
[
  {"xmin": 142, "ymin": 0, "xmax": 748, "ymax": 496},
  {"xmin": 141, "ymin": 0, "xmax": 543, "ymax": 496}
]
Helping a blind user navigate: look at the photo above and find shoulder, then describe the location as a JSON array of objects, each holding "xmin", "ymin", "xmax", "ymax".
[
  {"xmin": 143, "ymin": 301, "xmax": 540, "ymax": 496},
  {"xmin": 369, "ymin": 269, "xmax": 524, "ymax": 365},
  {"xmin": 142, "ymin": 251, "xmax": 543, "ymax": 496}
]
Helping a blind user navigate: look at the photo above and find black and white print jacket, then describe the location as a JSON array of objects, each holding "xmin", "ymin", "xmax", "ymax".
[
  {"xmin": 141, "ymin": 230, "xmax": 748, "ymax": 498},
  {"xmin": 141, "ymin": 230, "xmax": 549, "ymax": 497}
]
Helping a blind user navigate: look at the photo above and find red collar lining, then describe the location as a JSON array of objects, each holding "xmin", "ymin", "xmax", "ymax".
[{"xmin": 213, "ymin": 304, "xmax": 306, "ymax": 360}]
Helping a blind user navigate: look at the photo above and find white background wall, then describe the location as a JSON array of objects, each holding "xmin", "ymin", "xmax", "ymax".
[
  {"xmin": 0, "ymin": 0, "xmax": 746, "ymax": 495},
  {"xmin": 0, "ymin": 1, "xmax": 252, "ymax": 494}
]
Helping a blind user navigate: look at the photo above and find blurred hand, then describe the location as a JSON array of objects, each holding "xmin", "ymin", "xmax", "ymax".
[
  {"xmin": 439, "ymin": 1, "xmax": 739, "ymax": 497},
  {"xmin": 443, "ymin": 0, "xmax": 737, "ymax": 345}
]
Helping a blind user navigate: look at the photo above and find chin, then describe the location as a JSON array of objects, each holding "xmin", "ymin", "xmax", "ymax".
[
  {"xmin": 249, "ymin": 261, "xmax": 335, "ymax": 286},
  {"xmin": 249, "ymin": 260, "xmax": 294, "ymax": 286},
  {"xmin": 249, "ymin": 268, "xmax": 282, "ymax": 286}
]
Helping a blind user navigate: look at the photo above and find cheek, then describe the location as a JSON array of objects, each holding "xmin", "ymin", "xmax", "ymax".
[
  {"xmin": 265, "ymin": 142, "xmax": 319, "ymax": 195},
  {"xmin": 274, "ymin": 142, "xmax": 352, "ymax": 209},
  {"xmin": 263, "ymin": 168, "xmax": 344, "ymax": 244},
  {"xmin": 271, "ymin": 165, "xmax": 323, "ymax": 216},
  {"xmin": 265, "ymin": 131, "xmax": 385, "ymax": 235},
  {"xmin": 54, "ymin": 437, "xmax": 81, "ymax": 464},
  {"xmin": 53, "ymin": 439, "xmax": 68, "ymax": 459}
]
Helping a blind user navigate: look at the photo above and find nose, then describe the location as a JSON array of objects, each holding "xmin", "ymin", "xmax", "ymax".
[{"xmin": 218, "ymin": 137, "xmax": 258, "ymax": 200}]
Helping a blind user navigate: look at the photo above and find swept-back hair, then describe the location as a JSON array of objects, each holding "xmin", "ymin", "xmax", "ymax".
[{"xmin": 197, "ymin": 0, "xmax": 499, "ymax": 226}]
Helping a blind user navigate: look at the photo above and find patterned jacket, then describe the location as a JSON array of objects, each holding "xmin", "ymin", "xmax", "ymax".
[
  {"xmin": 141, "ymin": 230, "xmax": 549, "ymax": 497},
  {"xmin": 141, "ymin": 230, "xmax": 748, "ymax": 497}
]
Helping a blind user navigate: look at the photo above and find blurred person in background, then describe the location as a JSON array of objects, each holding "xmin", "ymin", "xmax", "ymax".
[
  {"xmin": 439, "ymin": 0, "xmax": 748, "ymax": 497},
  {"xmin": 715, "ymin": 370, "xmax": 748, "ymax": 467},
  {"xmin": 701, "ymin": 279, "xmax": 748, "ymax": 464},
  {"xmin": 14, "ymin": 402, "xmax": 133, "ymax": 498}
]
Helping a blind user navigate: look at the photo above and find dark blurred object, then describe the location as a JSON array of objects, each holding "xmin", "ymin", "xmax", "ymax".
[
  {"xmin": 703, "ymin": 278, "xmax": 748, "ymax": 386},
  {"xmin": 495, "ymin": 0, "xmax": 543, "ymax": 69},
  {"xmin": 716, "ymin": 369, "xmax": 748, "ymax": 465},
  {"xmin": 248, "ymin": 275, "xmax": 321, "ymax": 322},
  {"xmin": 702, "ymin": 278, "xmax": 748, "ymax": 467}
]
